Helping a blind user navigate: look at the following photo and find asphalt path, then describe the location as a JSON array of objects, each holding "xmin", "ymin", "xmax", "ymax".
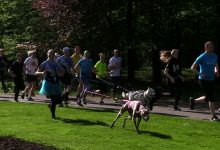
[{"xmin": 1, "ymin": 93, "xmax": 220, "ymax": 121}]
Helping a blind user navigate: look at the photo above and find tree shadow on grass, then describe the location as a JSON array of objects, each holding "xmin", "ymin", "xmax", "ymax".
[
  {"xmin": 56, "ymin": 117, "xmax": 108, "ymax": 127},
  {"xmin": 140, "ymin": 130, "xmax": 172, "ymax": 139}
]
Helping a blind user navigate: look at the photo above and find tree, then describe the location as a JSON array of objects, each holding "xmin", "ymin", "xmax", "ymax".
[
  {"xmin": 4, "ymin": 0, "xmax": 220, "ymax": 83},
  {"xmin": 0, "ymin": 0, "xmax": 46, "ymax": 60}
]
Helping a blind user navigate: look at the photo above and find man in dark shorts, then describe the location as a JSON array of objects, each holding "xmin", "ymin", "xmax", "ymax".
[
  {"xmin": 108, "ymin": 49, "xmax": 122, "ymax": 102},
  {"xmin": 56, "ymin": 47, "xmax": 75, "ymax": 106},
  {"xmin": 190, "ymin": 41, "xmax": 219, "ymax": 121},
  {"xmin": 22, "ymin": 50, "xmax": 38, "ymax": 101}
]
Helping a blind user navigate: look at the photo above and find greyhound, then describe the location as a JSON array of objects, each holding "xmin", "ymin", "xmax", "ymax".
[{"xmin": 109, "ymin": 100, "xmax": 149, "ymax": 134}]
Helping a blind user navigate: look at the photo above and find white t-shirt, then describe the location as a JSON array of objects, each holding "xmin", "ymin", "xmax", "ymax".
[
  {"xmin": 108, "ymin": 56, "xmax": 121, "ymax": 77},
  {"xmin": 24, "ymin": 57, "xmax": 38, "ymax": 75}
]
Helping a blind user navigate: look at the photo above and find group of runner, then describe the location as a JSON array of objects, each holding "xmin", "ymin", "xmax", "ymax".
[
  {"xmin": 160, "ymin": 41, "xmax": 220, "ymax": 121},
  {"xmin": 0, "ymin": 46, "xmax": 121, "ymax": 119},
  {"xmin": 1, "ymin": 41, "xmax": 220, "ymax": 121}
]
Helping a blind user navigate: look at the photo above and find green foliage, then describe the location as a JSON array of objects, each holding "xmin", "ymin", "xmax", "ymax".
[
  {"xmin": 1, "ymin": 0, "xmax": 220, "ymax": 77},
  {"xmin": 0, "ymin": 0, "xmax": 37, "ymax": 60}
]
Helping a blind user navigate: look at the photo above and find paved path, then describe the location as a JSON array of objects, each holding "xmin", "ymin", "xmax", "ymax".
[{"xmin": 0, "ymin": 93, "xmax": 220, "ymax": 121}]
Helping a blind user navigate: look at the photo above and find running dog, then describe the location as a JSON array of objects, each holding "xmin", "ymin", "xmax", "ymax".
[
  {"xmin": 109, "ymin": 100, "xmax": 149, "ymax": 134},
  {"xmin": 121, "ymin": 87, "xmax": 160, "ymax": 110}
]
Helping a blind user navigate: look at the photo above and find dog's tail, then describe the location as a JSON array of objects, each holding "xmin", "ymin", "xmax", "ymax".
[{"xmin": 122, "ymin": 99, "xmax": 130, "ymax": 103}]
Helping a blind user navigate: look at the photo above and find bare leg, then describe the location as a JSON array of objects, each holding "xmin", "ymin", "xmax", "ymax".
[
  {"xmin": 63, "ymin": 85, "xmax": 72, "ymax": 106},
  {"xmin": 29, "ymin": 82, "xmax": 36, "ymax": 98},
  {"xmin": 209, "ymin": 102, "xmax": 216, "ymax": 116},
  {"xmin": 99, "ymin": 96, "xmax": 104, "ymax": 104},
  {"xmin": 80, "ymin": 88, "xmax": 87, "ymax": 104},
  {"xmin": 76, "ymin": 81, "xmax": 83, "ymax": 99},
  {"xmin": 23, "ymin": 83, "xmax": 31, "ymax": 95},
  {"xmin": 21, "ymin": 83, "xmax": 31, "ymax": 99}
]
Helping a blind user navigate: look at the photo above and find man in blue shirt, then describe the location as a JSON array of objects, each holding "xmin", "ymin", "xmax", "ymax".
[
  {"xmin": 56, "ymin": 47, "xmax": 75, "ymax": 106},
  {"xmin": 74, "ymin": 50, "xmax": 94, "ymax": 106},
  {"xmin": 190, "ymin": 41, "xmax": 219, "ymax": 121}
]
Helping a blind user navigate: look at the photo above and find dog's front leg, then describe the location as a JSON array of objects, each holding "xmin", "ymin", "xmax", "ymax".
[
  {"xmin": 110, "ymin": 105, "xmax": 127, "ymax": 128},
  {"xmin": 137, "ymin": 117, "xmax": 142, "ymax": 129},
  {"xmin": 109, "ymin": 112, "xmax": 121, "ymax": 128},
  {"xmin": 133, "ymin": 116, "xmax": 140, "ymax": 134},
  {"xmin": 123, "ymin": 116, "xmax": 131, "ymax": 128},
  {"xmin": 132, "ymin": 102, "xmax": 139, "ymax": 120}
]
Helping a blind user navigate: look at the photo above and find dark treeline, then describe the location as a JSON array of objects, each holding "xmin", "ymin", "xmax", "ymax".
[{"xmin": 1, "ymin": 0, "xmax": 220, "ymax": 82}]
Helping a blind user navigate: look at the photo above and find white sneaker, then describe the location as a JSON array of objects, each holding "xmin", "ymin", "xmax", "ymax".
[{"xmin": 210, "ymin": 115, "xmax": 219, "ymax": 122}]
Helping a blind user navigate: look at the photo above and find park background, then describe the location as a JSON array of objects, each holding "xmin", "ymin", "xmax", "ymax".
[
  {"xmin": 1, "ymin": 0, "xmax": 220, "ymax": 84},
  {"xmin": 1, "ymin": 1, "xmax": 220, "ymax": 149}
]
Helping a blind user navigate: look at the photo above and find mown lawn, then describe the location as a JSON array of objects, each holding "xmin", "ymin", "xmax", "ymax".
[{"xmin": 0, "ymin": 101, "xmax": 220, "ymax": 150}]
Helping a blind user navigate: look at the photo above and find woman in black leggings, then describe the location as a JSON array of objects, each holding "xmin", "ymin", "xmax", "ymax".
[{"xmin": 160, "ymin": 49, "xmax": 184, "ymax": 111}]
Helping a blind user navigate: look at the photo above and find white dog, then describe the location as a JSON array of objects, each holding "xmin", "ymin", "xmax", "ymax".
[
  {"xmin": 122, "ymin": 87, "xmax": 158, "ymax": 110},
  {"xmin": 109, "ymin": 100, "xmax": 149, "ymax": 134}
]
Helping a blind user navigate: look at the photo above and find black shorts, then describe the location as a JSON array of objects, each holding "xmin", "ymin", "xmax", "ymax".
[
  {"xmin": 60, "ymin": 74, "xmax": 72, "ymax": 85},
  {"xmin": 26, "ymin": 74, "xmax": 37, "ymax": 83},
  {"xmin": 199, "ymin": 80, "xmax": 215, "ymax": 102},
  {"xmin": 110, "ymin": 76, "xmax": 120, "ymax": 92},
  {"xmin": 96, "ymin": 78, "xmax": 107, "ymax": 93}
]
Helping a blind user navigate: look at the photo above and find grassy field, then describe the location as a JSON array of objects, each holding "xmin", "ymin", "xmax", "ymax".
[{"xmin": 0, "ymin": 101, "xmax": 220, "ymax": 150}]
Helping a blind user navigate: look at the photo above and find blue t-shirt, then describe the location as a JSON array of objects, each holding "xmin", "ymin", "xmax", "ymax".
[
  {"xmin": 77, "ymin": 58, "xmax": 93, "ymax": 79},
  {"xmin": 39, "ymin": 60, "xmax": 61, "ymax": 83},
  {"xmin": 194, "ymin": 52, "xmax": 218, "ymax": 81},
  {"xmin": 56, "ymin": 55, "xmax": 74, "ymax": 74}
]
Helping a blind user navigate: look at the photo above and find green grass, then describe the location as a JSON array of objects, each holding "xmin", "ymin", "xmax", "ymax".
[{"xmin": 0, "ymin": 101, "xmax": 220, "ymax": 150}]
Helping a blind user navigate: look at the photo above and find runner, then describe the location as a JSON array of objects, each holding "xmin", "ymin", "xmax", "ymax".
[
  {"xmin": 36, "ymin": 49, "xmax": 63, "ymax": 119},
  {"xmin": 56, "ymin": 47, "xmax": 75, "ymax": 106},
  {"xmin": 75, "ymin": 50, "xmax": 94, "ymax": 106},
  {"xmin": 21, "ymin": 50, "xmax": 38, "ymax": 101},
  {"xmin": 94, "ymin": 52, "xmax": 108, "ymax": 104},
  {"xmin": 190, "ymin": 41, "xmax": 219, "ymax": 121},
  {"xmin": 9, "ymin": 53, "xmax": 25, "ymax": 102},
  {"xmin": 71, "ymin": 46, "xmax": 83, "ymax": 100}
]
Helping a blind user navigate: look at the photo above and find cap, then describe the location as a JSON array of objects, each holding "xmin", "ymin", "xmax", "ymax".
[{"xmin": 63, "ymin": 47, "xmax": 70, "ymax": 52}]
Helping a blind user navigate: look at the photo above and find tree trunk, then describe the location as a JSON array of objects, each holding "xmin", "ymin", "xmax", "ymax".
[{"xmin": 126, "ymin": 0, "xmax": 135, "ymax": 80}]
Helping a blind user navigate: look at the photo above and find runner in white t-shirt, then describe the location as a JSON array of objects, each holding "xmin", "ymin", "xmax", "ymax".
[
  {"xmin": 108, "ymin": 49, "xmax": 121, "ymax": 101},
  {"xmin": 21, "ymin": 50, "xmax": 38, "ymax": 101}
]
